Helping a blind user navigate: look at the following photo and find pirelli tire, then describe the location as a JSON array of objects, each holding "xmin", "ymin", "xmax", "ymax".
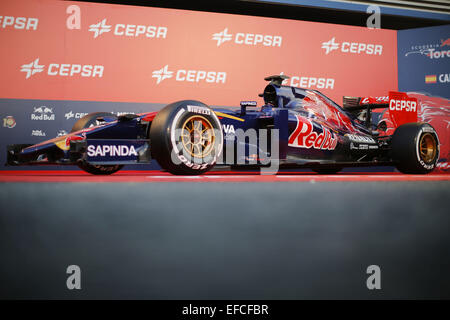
[
  {"xmin": 150, "ymin": 100, "xmax": 223, "ymax": 175},
  {"xmin": 391, "ymin": 122, "xmax": 439, "ymax": 174},
  {"xmin": 71, "ymin": 112, "xmax": 124, "ymax": 175}
]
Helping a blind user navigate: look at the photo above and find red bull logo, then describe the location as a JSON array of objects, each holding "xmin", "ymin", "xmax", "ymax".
[
  {"xmin": 288, "ymin": 115, "xmax": 337, "ymax": 150},
  {"xmin": 441, "ymin": 38, "xmax": 450, "ymax": 47}
]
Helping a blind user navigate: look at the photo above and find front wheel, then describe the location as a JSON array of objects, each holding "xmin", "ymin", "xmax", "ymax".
[
  {"xmin": 72, "ymin": 112, "xmax": 124, "ymax": 175},
  {"xmin": 391, "ymin": 122, "xmax": 439, "ymax": 174},
  {"xmin": 150, "ymin": 100, "xmax": 223, "ymax": 175}
]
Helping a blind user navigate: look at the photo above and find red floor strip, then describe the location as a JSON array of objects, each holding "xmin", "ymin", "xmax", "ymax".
[{"xmin": 0, "ymin": 170, "xmax": 449, "ymax": 182}]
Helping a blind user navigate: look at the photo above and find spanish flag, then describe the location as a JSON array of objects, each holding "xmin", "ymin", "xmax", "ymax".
[{"xmin": 425, "ymin": 75, "xmax": 437, "ymax": 84}]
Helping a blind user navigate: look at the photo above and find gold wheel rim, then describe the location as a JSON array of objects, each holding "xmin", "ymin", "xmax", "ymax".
[
  {"xmin": 180, "ymin": 115, "xmax": 215, "ymax": 158},
  {"xmin": 419, "ymin": 133, "xmax": 437, "ymax": 164}
]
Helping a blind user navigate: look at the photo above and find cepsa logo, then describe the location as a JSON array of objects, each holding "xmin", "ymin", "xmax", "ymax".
[
  {"xmin": 389, "ymin": 98, "xmax": 417, "ymax": 112},
  {"xmin": 20, "ymin": 58, "xmax": 104, "ymax": 79},
  {"xmin": 65, "ymin": 111, "xmax": 88, "ymax": 120},
  {"xmin": 212, "ymin": 28, "xmax": 282, "ymax": 47},
  {"xmin": 288, "ymin": 115, "xmax": 338, "ymax": 150},
  {"xmin": 152, "ymin": 65, "xmax": 226, "ymax": 84},
  {"xmin": 321, "ymin": 37, "xmax": 383, "ymax": 55},
  {"xmin": 281, "ymin": 73, "xmax": 335, "ymax": 89},
  {"xmin": 88, "ymin": 18, "xmax": 167, "ymax": 39},
  {"xmin": 0, "ymin": 16, "xmax": 38, "ymax": 30}
]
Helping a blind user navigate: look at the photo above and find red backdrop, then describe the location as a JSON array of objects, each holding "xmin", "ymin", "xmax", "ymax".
[{"xmin": 0, "ymin": 0, "xmax": 398, "ymax": 106}]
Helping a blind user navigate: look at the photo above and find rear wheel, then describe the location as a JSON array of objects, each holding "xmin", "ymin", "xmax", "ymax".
[
  {"xmin": 71, "ymin": 112, "xmax": 124, "ymax": 175},
  {"xmin": 391, "ymin": 123, "xmax": 439, "ymax": 174},
  {"xmin": 150, "ymin": 100, "xmax": 223, "ymax": 175}
]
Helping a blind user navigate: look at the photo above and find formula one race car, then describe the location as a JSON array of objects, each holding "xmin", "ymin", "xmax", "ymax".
[{"xmin": 6, "ymin": 75, "xmax": 440, "ymax": 175}]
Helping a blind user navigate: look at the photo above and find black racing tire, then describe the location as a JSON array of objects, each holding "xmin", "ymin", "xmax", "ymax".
[
  {"xmin": 391, "ymin": 122, "xmax": 439, "ymax": 174},
  {"xmin": 312, "ymin": 167, "xmax": 342, "ymax": 174},
  {"xmin": 150, "ymin": 100, "xmax": 223, "ymax": 175},
  {"xmin": 72, "ymin": 112, "xmax": 124, "ymax": 175}
]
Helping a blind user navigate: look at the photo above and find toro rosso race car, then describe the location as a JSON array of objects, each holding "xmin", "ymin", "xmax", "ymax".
[{"xmin": 6, "ymin": 75, "xmax": 440, "ymax": 175}]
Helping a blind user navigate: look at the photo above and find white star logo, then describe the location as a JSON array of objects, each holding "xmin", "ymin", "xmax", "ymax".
[
  {"xmin": 321, "ymin": 37, "xmax": 340, "ymax": 54},
  {"xmin": 65, "ymin": 111, "xmax": 75, "ymax": 120},
  {"xmin": 212, "ymin": 28, "xmax": 233, "ymax": 47},
  {"xmin": 88, "ymin": 18, "xmax": 111, "ymax": 38},
  {"xmin": 152, "ymin": 65, "xmax": 173, "ymax": 84},
  {"xmin": 20, "ymin": 58, "xmax": 44, "ymax": 79}
]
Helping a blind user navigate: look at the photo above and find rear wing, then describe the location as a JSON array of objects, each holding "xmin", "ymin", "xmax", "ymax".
[{"xmin": 343, "ymin": 91, "xmax": 418, "ymax": 129}]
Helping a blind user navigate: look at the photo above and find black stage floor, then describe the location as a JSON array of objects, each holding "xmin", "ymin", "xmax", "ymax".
[{"xmin": 1, "ymin": 181, "xmax": 449, "ymax": 299}]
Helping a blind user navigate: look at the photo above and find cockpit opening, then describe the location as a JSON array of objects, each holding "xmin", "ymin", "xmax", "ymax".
[{"xmin": 263, "ymin": 84, "xmax": 277, "ymax": 107}]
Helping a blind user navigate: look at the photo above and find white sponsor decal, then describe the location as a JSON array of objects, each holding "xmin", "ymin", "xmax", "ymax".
[
  {"xmin": 0, "ymin": 16, "xmax": 38, "ymax": 30},
  {"xmin": 65, "ymin": 111, "xmax": 88, "ymax": 120},
  {"xmin": 240, "ymin": 101, "xmax": 257, "ymax": 106},
  {"xmin": 389, "ymin": 99, "xmax": 417, "ymax": 112},
  {"xmin": 152, "ymin": 65, "xmax": 173, "ymax": 84},
  {"xmin": 187, "ymin": 105, "xmax": 211, "ymax": 115},
  {"xmin": 422, "ymin": 126, "xmax": 435, "ymax": 133},
  {"xmin": 48, "ymin": 64, "xmax": 103, "ymax": 77},
  {"xmin": 427, "ymin": 48, "xmax": 450, "ymax": 59},
  {"xmin": 345, "ymin": 134, "xmax": 376, "ymax": 144},
  {"xmin": 280, "ymin": 73, "xmax": 334, "ymax": 89},
  {"xmin": 152, "ymin": 65, "xmax": 226, "ymax": 84},
  {"xmin": 361, "ymin": 96, "xmax": 389, "ymax": 104},
  {"xmin": 21, "ymin": 58, "xmax": 104, "ymax": 79},
  {"xmin": 438, "ymin": 73, "xmax": 450, "ymax": 83},
  {"xmin": 21, "ymin": 58, "xmax": 44, "ymax": 79},
  {"xmin": 223, "ymin": 124, "xmax": 235, "ymax": 134},
  {"xmin": 436, "ymin": 162, "xmax": 449, "ymax": 170},
  {"xmin": 31, "ymin": 106, "xmax": 55, "ymax": 121},
  {"xmin": 88, "ymin": 18, "xmax": 167, "ymax": 39},
  {"xmin": 223, "ymin": 124, "xmax": 236, "ymax": 140},
  {"xmin": 114, "ymin": 111, "xmax": 135, "ymax": 116},
  {"xmin": 57, "ymin": 130, "xmax": 68, "ymax": 137},
  {"xmin": 322, "ymin": 37, "xmax": 383, "ymax": 55},
  {"xmin": 87, "ymin": 145, "xmax": 138, "ymax": 157},
  {"xmin": 212, "ymin": 28, "xmax": 283, "ymax": 47},
  {"xmin": 31, "ymin": 129, "xmax": 46, "ymax": 137},
  {"xmin": 405, "ymin": 39, "xmax": 450, "ymax": 59},
  {"xmin": 88, "ymin": 18, "xmax": 111, "ymax": 38},
  {"xmin": 212, "ymin": 28, "xmax": 232, "ymax": 46},
  {"xmin": 212, "ymin": 28, "xmax": 282, "ymax": 47}
]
